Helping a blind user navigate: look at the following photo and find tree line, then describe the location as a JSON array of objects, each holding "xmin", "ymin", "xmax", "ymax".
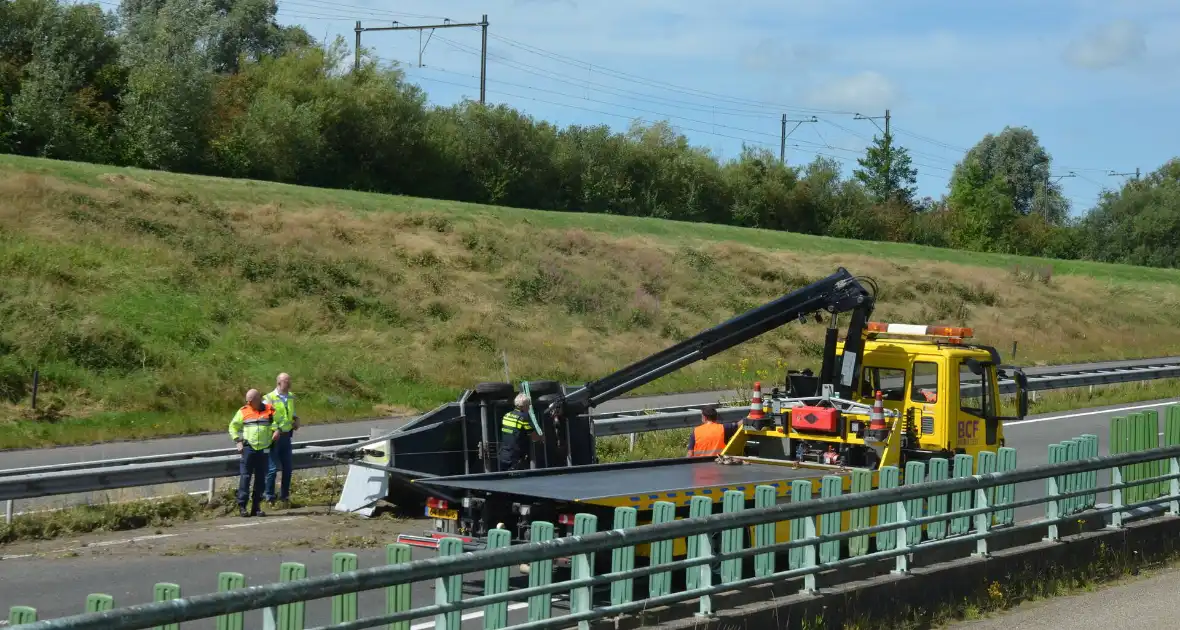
[{"xmin": 2, "ymin": 0, "xmax": 1177, "ymax": 269}]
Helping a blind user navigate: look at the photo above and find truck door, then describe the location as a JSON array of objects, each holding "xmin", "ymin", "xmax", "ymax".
[{"xmin": 955, "ymin": 358, "xmax": 999, "ymax": 448}]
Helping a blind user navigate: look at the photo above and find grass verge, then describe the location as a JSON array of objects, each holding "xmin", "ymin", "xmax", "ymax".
[{"xmin": 2, "ymin": 154, "xmax": 1180, "ymax": 450}]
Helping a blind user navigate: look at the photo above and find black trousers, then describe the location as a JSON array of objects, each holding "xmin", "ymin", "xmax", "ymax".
[{"xmin": 237, "ymin": 444, "xmax": 269, "ymax": 511}]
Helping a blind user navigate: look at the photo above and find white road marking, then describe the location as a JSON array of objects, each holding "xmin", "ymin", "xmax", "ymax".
[
  {"xmin": 217, "ymin": 516, "xmax": 301, "ymax": 530},
  {"xmin": 85, "ymin": 534, "xmax": 178, "ymax": 548},
  {"xmin": 408, "ymin": 601, "xmax": 543, "ymax": 630},
  {"xmin": 1006, "ymin": 400, "xmax": 1180, "ymax": 427}
]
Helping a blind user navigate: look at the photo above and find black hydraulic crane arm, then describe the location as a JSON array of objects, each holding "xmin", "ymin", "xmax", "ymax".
[{"xmin": 554, "ymin": 267, "xmax": 876, "ymax": 413}]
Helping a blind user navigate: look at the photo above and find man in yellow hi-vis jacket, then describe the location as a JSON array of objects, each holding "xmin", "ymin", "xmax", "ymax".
[{"xmin": 229, "ymin": 389, "xmax": 279, "ymax": 517}]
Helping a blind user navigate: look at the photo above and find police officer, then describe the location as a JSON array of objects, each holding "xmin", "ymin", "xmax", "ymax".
[
  {"xmin": 499, "ymin": 393, "xmax": 544, "ymax": 471},
  {"xmin": 229, "ymin": 388, "xmax": 280, "ymax": 517}
]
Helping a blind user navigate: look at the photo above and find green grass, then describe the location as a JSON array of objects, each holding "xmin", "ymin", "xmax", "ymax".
[{"xmin": 2, "ymin": 153, "xmax": 1180, "ymax": 450}]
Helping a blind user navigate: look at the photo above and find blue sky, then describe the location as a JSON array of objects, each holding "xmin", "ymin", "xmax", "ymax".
[{"xmin": 274, "ymin": 0, "xmax": 1180, "ymax": 216}]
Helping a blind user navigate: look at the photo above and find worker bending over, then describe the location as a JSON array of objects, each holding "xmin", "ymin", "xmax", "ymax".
[
  {"xmin": 499, "ymin": 393, "xmax": 544, "ymax": 471},
  {"xmin": 686, "ymin": 405, "xmax": 739, "ymax": 457},
  {"xmin": 264, "ymin": 372, "xmax": 299, "ymax": 507},
  {"xmin": 229, "ymin": 389, "xmax": 280, "ymax": 517}
]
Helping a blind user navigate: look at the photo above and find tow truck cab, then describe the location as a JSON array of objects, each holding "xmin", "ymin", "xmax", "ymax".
[{"xmin": 760, "ymin": 322, "xmax": 1028, "ymax": 469}]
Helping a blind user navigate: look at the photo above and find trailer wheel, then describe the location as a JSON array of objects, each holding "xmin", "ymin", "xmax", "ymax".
[
  {"xmin": 537, "ymin": 393, "xmax": 561, "ymax": 407},
  {"xmin": 526, "ymin": 380, "xmax": 561, "ymax": 397},
  {"xmin": 474, "ymin": 382, "xmax": 515, "ymax": 400}
]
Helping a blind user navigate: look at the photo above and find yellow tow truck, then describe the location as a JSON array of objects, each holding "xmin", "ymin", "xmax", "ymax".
[{"xmin": 389, "ymin": 269, "xmax": 1029, "ymax": 564}]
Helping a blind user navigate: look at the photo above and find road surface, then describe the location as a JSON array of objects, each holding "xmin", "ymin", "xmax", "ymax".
[
  {"xmin": 3, "ymin": 397, "xmax": 1177, "ymax": 627},
  {"xmin": 950, "ymin": 563, "xmax": 1180, "ymax": 629}
]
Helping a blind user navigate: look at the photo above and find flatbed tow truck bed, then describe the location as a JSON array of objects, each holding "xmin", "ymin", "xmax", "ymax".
[{"xmin": 417, "ymin": 457, "xmax": 839, "ymax": 510}]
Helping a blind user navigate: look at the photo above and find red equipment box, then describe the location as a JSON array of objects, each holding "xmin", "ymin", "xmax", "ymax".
[{"xmin": 790, "ymin": 406, "xmax": 840, "ymax": 433}]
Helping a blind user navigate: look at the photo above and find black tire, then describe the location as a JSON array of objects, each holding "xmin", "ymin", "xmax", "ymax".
[
  {"xmin": 526, "ymin": 380, "xmax": 561, "ymax": 397},
  {"xmin": 537, "ymin": 393, "xmax": 562, "ymax": 407},
  {"xmin": 474, "ymin": 382, "xmax": 515, "ymax": 400}
]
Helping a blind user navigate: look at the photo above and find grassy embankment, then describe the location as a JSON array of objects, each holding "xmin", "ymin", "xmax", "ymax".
[{"xmin": 2, "ymin": 153, "xmax": 1180, "ymax": 451}]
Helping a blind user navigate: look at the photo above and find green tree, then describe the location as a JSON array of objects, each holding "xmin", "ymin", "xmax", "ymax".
[
  {"xmin": 950, "ymin": 126, "xmax": 1069, "ymax": 224},
  {"xmin": 1, "ymin": 0, "xmax": 123, "ymax": 160},
  {"xmin": 1079, "ymin": 159, "xmax": 1180, "ymax": 268},
  {"xmin": 117, "ymin": 0, "xmax": 218, "ymax": 170},
  {"xmin": 852, "ymin": 129, "xmax": 918, "ymax": 206}
]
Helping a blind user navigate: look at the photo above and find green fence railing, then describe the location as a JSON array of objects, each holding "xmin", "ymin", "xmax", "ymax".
[{"xmin": 8, "ymin": 405, "xmax": 1180, "ymax": 630}]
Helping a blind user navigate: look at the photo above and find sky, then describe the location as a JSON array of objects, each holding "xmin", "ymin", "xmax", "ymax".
[{"xmin": 273, "ymin": 0, "xmax": 1180, "ymax": 216}]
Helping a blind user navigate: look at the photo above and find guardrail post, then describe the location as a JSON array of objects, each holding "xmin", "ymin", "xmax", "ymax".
[
  {"xmin": 1146, "ymin": 410, "xmax": 1163, "ymax": 500},
  {"xmin": 5, "ymin": 499, "xmax": 12, "ymax": 524},
  {"xmin": 153, "ymin": 583, "xmax": 181, "ymax": 630},
  {"xmin": 1167, "ymin": 406, "xmax": 1180, "ymax": 517},
  {"xmin": 484, "ymin": 529, "xmax": 511, "ymax": 630},
  {"xmin": 332, "ymin": 553, "xmax": 359, "ymax": 624},
  {"xmin": 268, "ymin": 563, "xmax": 305, "ymax": 630},
  {"xmin": 819, "ymin": 476, "xmax": 842, "ymax": 564},
  {"xmin": 1063, "ymin": 439, "xmax": 1080, "ymax": 516},
  {"xmin": 85, "ymin": 594, "xmax": 114, "ymax": 614},
  {"xmin": 875, "ymin": 466, "xmax": 899, "ymax": 554},
  {"xmin": 996, "ymin": 447, "xmax": 1017, "ymax": 525},
  {"xmin": 217, "ymin": 573, "xmax": 245, "ymax": 630},
  {"xmin": 903, "ymin": 461, "xmax": 926, "ymax": 546},
  {"xmin": 1044, "ymin": 449, "xmax": 1062, "ymax": 541},
  {"xmin": 571, "ymin": 513, "xmax": 598, "ymax": 630},
  {"xmin": 610, "ymin": 507, "xmax": 638, "ymax": 607},
  {"xmin": 1081, "ymin": 434, "xmax": 1099, "ymax": 509},
  {"xmin": 436, "ymin": 538, "xmax": 463, "ymax": 630},
  {"xmin": 789, "ymin": 479, "xmax": 812, "ymax": 571},
  {"xmin": 800, "ymin": 503, "xmax": 819, "ymax": 595},
  {"xmin": 647, "ymin": 501, "xmax": 675, "ymax": 598},
  {"xmin": 527, "ymin": 521, "xmax": 555, "ymax": 621},
  {"xmin": 721, "ymin": 490, "xmax": 745, "ymax": 584},
  {"xmin": 975, "ymin": 451, "xmax": 997, "ymax": 526},
  {"xmin": 847, "ymin": 469, "xmax": 872, "ymax": 558},
  {"xmin": 1108, "ymin": 464, "xmax": 1125, "ymax": 529},
  {"xmin": 973, "ymin": 480, "xmax": 991, "ymax": 557},
  {"xmin": 951, "ymin": 454, "xmax": 973, "ymax": 535},
  {"xmin": 754, "ymin": 485, "xmax": 776, "ymax": 577},
  {"xmin": 687, "ymin": 496, "xmax": 714, "ymax": 616},
  {"xmin": 386, "ymin": 544, "xmax": 412, "ymax": 630},
  {"xmin": 8, "ymin": 606, "xmax": 36, "ymax": 624},
  {"xmin": 926, "ymin": 458, "xmax": 949, "ymax": 538}
]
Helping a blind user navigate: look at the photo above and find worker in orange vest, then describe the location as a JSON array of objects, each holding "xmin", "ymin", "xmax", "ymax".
[{"xmin": 686, "ymin": 405, "xmax": 738, "ymax": 457}]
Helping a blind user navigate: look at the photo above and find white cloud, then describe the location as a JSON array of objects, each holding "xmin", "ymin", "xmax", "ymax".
[
  {"xmin": 803, "ymin": 72, "xmax": 901, "ymax": 112},
  {"xmin": 1064, "ymin": 20, "xmax": 1147, "ymax": 69}
]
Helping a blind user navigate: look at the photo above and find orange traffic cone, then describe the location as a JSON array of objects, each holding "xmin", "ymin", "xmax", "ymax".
[
  {"xmin": 747, "ymin": 382, "xmax": 765, "ymax": 422},
  {"xmin": 867, "ymin": 390, "xmax": 887, "ymax": 442}
]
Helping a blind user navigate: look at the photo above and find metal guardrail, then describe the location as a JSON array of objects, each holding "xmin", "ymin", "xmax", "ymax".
[
  {"xmin": 1, "ymin": 359, "xmax": 1176, "ymax": 507},
  {"xmin": 592, "ymin": 360, "xmax": 1180, "ymax": 436},
  {"xmin": 10, "ymin": 412, "xmax": 1180, "ymax": 630}
]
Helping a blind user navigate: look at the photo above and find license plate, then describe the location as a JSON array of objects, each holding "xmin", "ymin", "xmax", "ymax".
[{"xmin": 428, "ymin": 507, "xmax": 458, "ymax": 520}]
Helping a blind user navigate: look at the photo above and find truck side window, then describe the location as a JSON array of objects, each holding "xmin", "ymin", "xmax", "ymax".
[
  {"xmin": 861, "ymin": 366, "xmax": 906, "ymax": 401},
  {"xmin": 958, "ymin": 361, "xmax": 997, "ymax": 418},
  {"xmin": 910, "ymin": 362, "xmax": 938, "ymax": 403}
]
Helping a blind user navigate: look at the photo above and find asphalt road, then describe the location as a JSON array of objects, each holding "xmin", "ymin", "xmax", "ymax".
[
  {"xmin": 4, "ymin": 396, "xmax": 1178, "ymax": 627},
  {"xmin": 949, "ymin": 564, "xmax": 1180, "ymax": 629}
]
